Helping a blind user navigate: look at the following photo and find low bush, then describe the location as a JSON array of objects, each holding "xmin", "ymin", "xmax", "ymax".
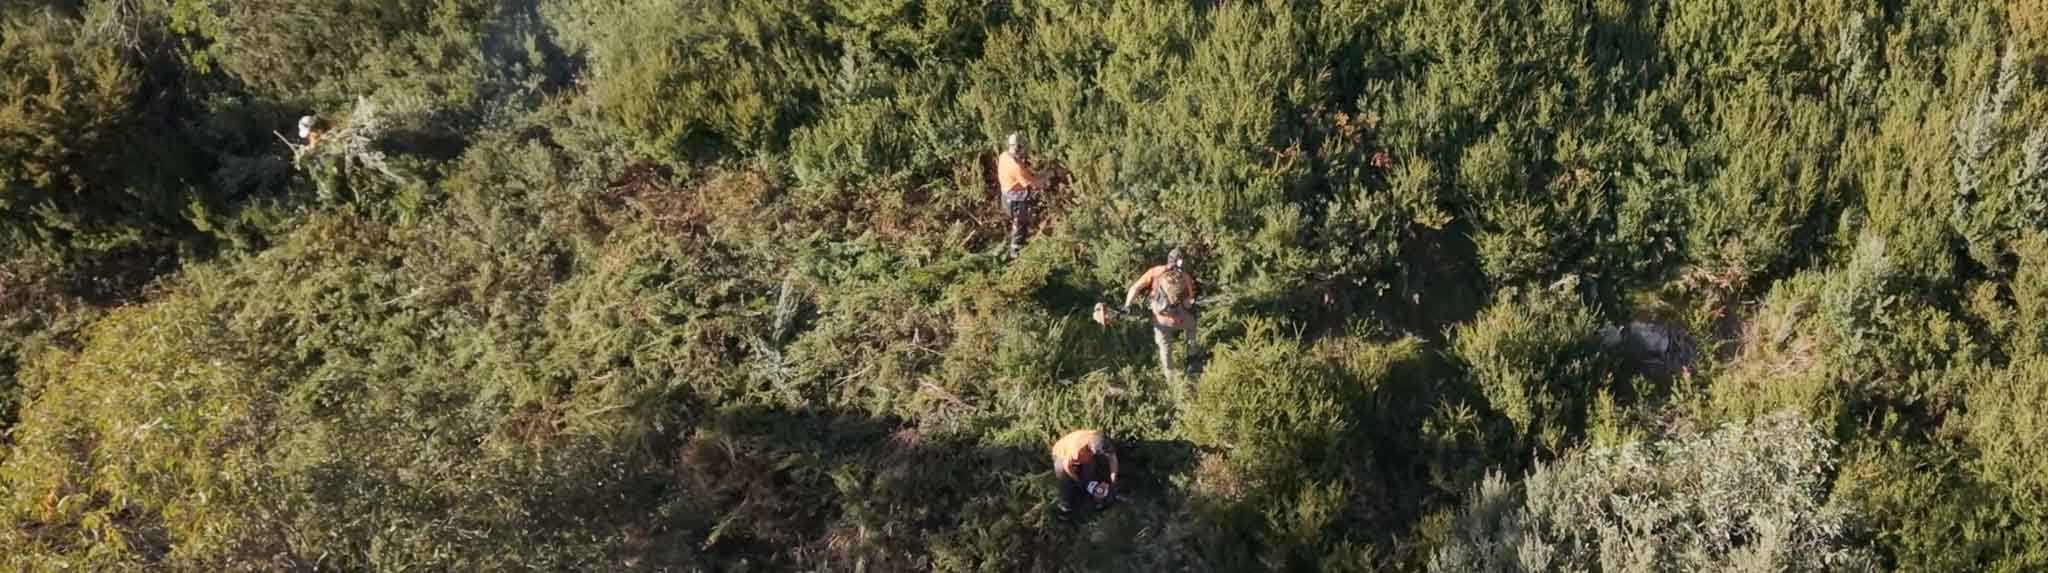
[{"xmin": 1431, "ymin": 411, "xmax": 1877, "ymax": 572}]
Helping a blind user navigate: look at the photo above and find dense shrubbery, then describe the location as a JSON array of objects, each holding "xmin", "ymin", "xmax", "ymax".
[
  {"xmin": 1430, "ymin": 412, "xmax": 1877, "ymax": 572},
  {"xmin": 3, "ymin": 0, "xmax": 2046, "ymax": 570}
]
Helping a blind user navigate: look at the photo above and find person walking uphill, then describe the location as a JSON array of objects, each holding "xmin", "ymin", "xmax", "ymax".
[
  {"xmin": 995, "ymin": 132, "xmax": 1045, "ymax": 259},
  {"xmin": 1125, "ymin": 248, "xmax": 1200, "ymax": 383},
  {"xmin": 1051, "ymin": 429, "xmax": 1120, "ymax": 515}
]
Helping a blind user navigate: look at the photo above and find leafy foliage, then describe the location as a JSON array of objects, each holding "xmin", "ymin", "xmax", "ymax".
[
  {"xmin": 1431, "ymin": 411, "xmax": 1878, "ymax": 572},
  {"xmin": 3, "ymin": 0, "xmax": 2047, "ymax": 570},
  {"xmin": 1451, "ymin": 283, "xmax": 1623, "ymax": 458}
]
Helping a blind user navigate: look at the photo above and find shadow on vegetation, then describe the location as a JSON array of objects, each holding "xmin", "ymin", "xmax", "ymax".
[{"xmin": 656, "ymin": 404, "xmax": 1203, "ymax": 569}]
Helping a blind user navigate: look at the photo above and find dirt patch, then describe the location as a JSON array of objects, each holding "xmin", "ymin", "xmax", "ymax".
[
  {"xmin": 602, "ymin": 161, "xmax": 696, "ymax": 233},
  {"xmin": 601, "ymin": 163, "xmax": 790, "ymax": 241}
]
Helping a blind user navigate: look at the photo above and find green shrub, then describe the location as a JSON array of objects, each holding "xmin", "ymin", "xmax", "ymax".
[
  {"xmin": 167, "ymin": 0, "xmax": 537, "ymax": 110},
  {"xmin": 1683, "ymin": 81, "xmax": 1849, "ymax": 291},
  {"xmin": 1708, "ymin": 232, "xmax": 1983, "ymax": 438},
  {"xmin": 1176, "ymin": 319, "xmax": 1365, "ymax": 570},
  {"xmin": 1430, "ymin": 411, "xmax": 1877, "ymax": 572},
  {"xmin": 556, "ymin": 0, "xmax": 831, "ymax": 155},
  {"xmin": 0, "ymin": 137, "xmax": 684, "ymax": 569},
  {"xmin": 1450, "ymin": 284, "xmax": 1620, "ymax": 457},
  {"xmin": 2008, "ymin": 233, "xmax": 2048, "ymax": 358},
  {"xmin": 1953, "ymin": 358, "xmax": 2048, "ymax": 565},
  {"xmin": 0, "ymin": 11, "xmax": 152, "ymax": 253},
  {"xmin": 6, "ymin": 1, "xmax": 2048, "ymax": 570},
  {"xmin": 1183, "ymin": 319, "xmax": 1353, "ymax": 486}
]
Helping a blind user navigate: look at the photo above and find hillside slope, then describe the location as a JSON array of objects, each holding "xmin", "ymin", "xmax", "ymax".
[{"xmin": 3, "ymin": 1, "xmax": 2046, "ymax": 570}]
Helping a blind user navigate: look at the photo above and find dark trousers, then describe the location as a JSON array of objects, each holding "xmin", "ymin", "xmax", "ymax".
[
  {"xmin": 1058, "ymin": 460, "xmax": 1113, "ymax": 513},
  {"xmin": 1002, "ymin": 190, "xmax": 1037, "ymax": 256}
]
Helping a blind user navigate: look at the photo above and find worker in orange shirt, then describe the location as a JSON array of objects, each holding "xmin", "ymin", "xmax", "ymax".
[
  {"xmin": 1124, "ymin": 247, "xmax": 1199, "ymax": 382},
  {"xmin": 297, "ymin": 115, "xmax": 330, "ymax": 150},
  {"xmin": 995, "ymin": 132, "xmax": 1045, "ymax": 259},
  {"xmin": 1050, "ymin": 429, "xmax": 1120, "ymax": 514}
]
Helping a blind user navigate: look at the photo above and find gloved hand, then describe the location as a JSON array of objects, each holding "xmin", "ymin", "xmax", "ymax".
[{"xmin": 1089, "ymin": 481, "xmax": 1112, "ymax": 500}]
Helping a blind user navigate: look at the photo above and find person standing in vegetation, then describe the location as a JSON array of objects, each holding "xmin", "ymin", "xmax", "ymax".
[
  {"xmin": 1124, "ymin": 248, "xmax": 1200, "ymax": 382},
  {"xmin": 297, "ymin": 115, "xmax": 330, "ymax": 151},
  {"xmin": 995, "ymin": 132, "xmax": 1044, "ymax": 259},
  {"xmin": 1050, "ymin": 429, "xmax": 1120, "ymax": 514},
  {"xmin": 292, "ymin": 114, "xmax": 334, "ymax": 164}
]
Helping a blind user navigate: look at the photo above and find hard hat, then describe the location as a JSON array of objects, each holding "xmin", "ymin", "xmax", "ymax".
[
  {"xmin": 1006, "ymin": 132, "xmax": 1026, "ymax": 150},
  {"xmin": 297, "ymin": 115, "xmax": 319, "ymax": 139}
]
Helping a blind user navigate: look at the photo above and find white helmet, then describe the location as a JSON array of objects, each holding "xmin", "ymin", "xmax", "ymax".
[
  {"xmin": 1006, "ymin": 132, "xmax": 1026, "ymax": 153},
  {"xmin": 297, "ymin": 115, "xmax": 319, "ymax": 139}
]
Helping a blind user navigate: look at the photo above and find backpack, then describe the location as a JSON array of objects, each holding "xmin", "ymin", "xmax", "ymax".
[{"xmin": 1150, "ymin": 268, "xmax": 1192, "ymax": 312}]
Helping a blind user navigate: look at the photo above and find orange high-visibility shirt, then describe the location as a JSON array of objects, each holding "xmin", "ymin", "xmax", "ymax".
[
  {"xmin": 1050, "ymin": 430, "xmax": 1115, "ymax": 481},
  {"xmin": 997, "ymin": 151, "xmax": 1038, "ymax": 193},
  {"xmin": 1125, "ymin": 265, "xmax": 1196, "ymax": 327}
]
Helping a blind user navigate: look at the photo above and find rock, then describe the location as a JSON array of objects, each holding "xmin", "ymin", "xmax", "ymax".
[{"xmin": 1599, "ymin": 320, "xmax": 1697, "ymax": 377}]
